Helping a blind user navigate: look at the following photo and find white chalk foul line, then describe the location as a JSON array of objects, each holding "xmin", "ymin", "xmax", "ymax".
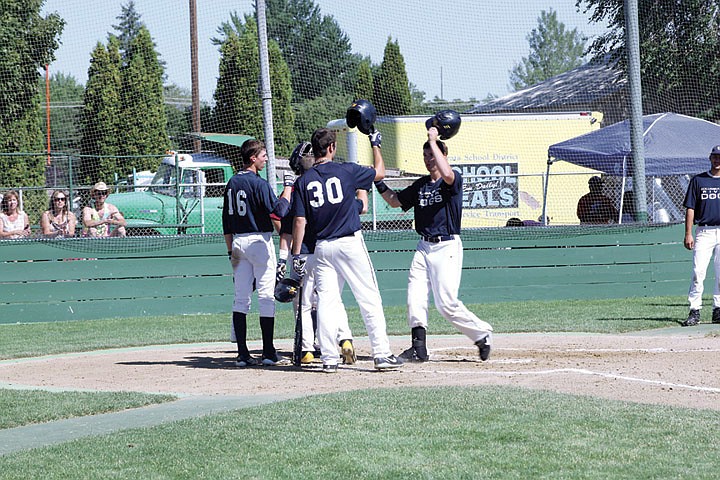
[
  {"xmin": 414, "ymin": 367, "xmax": 720, "ymax": 394},
  {"xmin": 430, "ymin": 346, "xmax": 720, "ymax": 354}
]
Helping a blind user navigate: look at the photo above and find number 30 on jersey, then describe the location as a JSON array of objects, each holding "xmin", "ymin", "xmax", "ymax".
[{"xmin": 307, "ymin": 178, "xmax": 344, "ymax": 207}]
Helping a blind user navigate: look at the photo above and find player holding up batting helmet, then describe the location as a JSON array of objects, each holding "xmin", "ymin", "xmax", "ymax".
[
  {"xmin": 374, "ymin": 113, "xmax": 493, "ymax": 362},
  {"xmin": 291, "ymin": 122, "xmax": 403, "ymax": 373},
  {"xmin": 223, "ymin": 139, "xmax": 293, "ymax": 367}
]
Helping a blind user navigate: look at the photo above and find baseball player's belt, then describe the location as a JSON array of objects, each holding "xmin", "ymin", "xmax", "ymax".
[
  {"xmin": 698, "ymin": 224, "xmax": 720, "ymax": 226},
  {"xmin": 422, "ymin": 235, "xmax": 455, "ymax": 243}
]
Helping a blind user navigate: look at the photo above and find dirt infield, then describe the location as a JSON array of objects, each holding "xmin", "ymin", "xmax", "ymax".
[{"xmin": 1, "ymin": 330, "xmax": 719, "ymax": 411}]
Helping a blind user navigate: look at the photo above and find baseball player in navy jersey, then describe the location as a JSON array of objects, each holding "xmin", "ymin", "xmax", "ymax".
[
  {"xmin": 277, "ymin": 142, "xmax": 362, "ymax": 365},
  {"xmin": 290, "ymin": 128, "xmax": 403, "ymax": 372},
  {"xmin": 223, "ymin": 139, "xmax": 293, "ymax": 367},
  {"xmin": 374, "ymin": 126, "xmax": 493, "ymax": 362},
  {"xmin": 682, "ymin": 145, "xmax": 720, "ymax": 327}
]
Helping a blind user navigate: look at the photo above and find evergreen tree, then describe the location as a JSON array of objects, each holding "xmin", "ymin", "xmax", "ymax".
[
  {"xmin": 374, "ymin": 37, "xmax": 412, "ymax": 116},
  {"xmin": 354, "ymin": 60, "xmax": 375, "ymax": 103},
  {"xmin": 0, "ymin": 0, "xmax": 64, "ymax": 189},
  {"xmin": 213, "ymin": 21, "xmax": 295, "ymax": 154},
  {"xmin": 268, "ymin": 37, "xmax": 296, "ymax": 154},
  {"xmin": 81, "ymin": 40, "xmax": 122, "ymax": 184},
  {"xmin": 111, "ymin": 1, "xmax": 143, "ymax": 64},
  {"xmin": 509, "ymin": 8, "xmax": 586, "ymax": 90},
  {"xmin": 120, "ymin": 26, "xmax": 169, "ymax": 173},
  {"xmin": 213, "ymin": 1, "xmax": 360, "ymax": 140}
]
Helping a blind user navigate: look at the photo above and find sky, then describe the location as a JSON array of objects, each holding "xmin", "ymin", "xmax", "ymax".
[{"xmin": 40, "ymin": 0, "xmax": 609, "ymax": 104}]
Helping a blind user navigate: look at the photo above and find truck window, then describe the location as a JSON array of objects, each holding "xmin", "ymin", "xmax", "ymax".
[{"xmin": 204, "ymin": 168, "xmax": 226, "ymax": 197}]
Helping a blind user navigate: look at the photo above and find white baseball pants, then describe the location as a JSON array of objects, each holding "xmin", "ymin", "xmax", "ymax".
[
  {"xmin": 407, "ymin": 236, "xmax": 493, "ymax": 344},
  {"xmin": 688, "ymin": 225, "xmax": 720, "ymax": 310},
  {"xmin": 296, "ymin": 253, "xmax": 353, "ymax": 352},
  {"xmin": 230, "ymin": 232, "xmax": 276, "ymax": 317},
  {"xmin": 314, "ymin": 232, "xmax": 392, "ymax": 365}
]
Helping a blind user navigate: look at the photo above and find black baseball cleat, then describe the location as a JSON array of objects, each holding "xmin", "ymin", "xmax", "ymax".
[
  {"xmin": 398, "ymin": 346, "xmax": 429, "ymax": 363},
  {"xmin": 713, "ymin": 308, "xmax": 720, "ymax": 324},
  {"xmin": 234, "ymin": 355, "xmax": 260, "ymax": 367},
  {"xmin": 682, "ymin": 309, "xmax": 701, "ymax": 327},
  {"xmin": 476, "ymin": 338, "xmax": 491, "ymax": 361},
  {"xmin": 374, "ymin": 355, "xmax": 404, "ymax": 370}
]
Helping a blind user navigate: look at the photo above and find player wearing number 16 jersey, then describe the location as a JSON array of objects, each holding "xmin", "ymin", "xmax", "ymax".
[
  {"xmin": 291, "ymin": 128, "xmax": 402, "ymax": 372},
  {"xmin": 223, "ymin": 139, "xmax": 292, "ymax": 367}
]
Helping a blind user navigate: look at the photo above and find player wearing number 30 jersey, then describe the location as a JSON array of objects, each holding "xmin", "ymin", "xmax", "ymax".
[
  {"xmin": 222, "ymin": 139, "xmax": 292, "ymax": 367},
  {"xmin": 291, "ymin": 128, "xmax": 402, "ymax": 372}
]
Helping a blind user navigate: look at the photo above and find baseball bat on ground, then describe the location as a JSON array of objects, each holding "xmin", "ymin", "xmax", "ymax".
[{"xmin": 292, "ymin": 285, "xmax": 303, "ymax": 366}]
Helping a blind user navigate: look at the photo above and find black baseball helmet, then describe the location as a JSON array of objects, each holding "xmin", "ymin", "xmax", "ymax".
[
  {"xmin": 346, "ymin": 99, "xmax": 377, "ymax": 135},
  {"xmin": 274, "ymin": 276, "xmax": 301, "ymax": 303},
  {"xmin": 289, "ymin": 141, "xmax": 312, "ymax": 175},
  {"xmin": 425, "ymin": 110, "xmax": 461, "ymax": 140}
]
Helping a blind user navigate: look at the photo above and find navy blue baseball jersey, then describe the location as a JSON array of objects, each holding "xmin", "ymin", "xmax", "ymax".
[
  {"xmin": 280, "ymin": 195, "xmax": 315, "ymax": 254},
  {"xmin": 222, "ymin": 170, "xmax": 289, "ymax": 234},
  {"xmin": 684, "ymin": 172, "xmax": 720, "ymax": 225},
  {"xmin": 396, "ymin": 172, "xmax": 462, "ymax": 237},
  {"xmin": 292, "ymin": 162, "xmax": 375, "ymax": 240}
]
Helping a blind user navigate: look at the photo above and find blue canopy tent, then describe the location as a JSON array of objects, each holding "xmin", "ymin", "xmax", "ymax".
[{"xmin": 545, "ymin": 113, "xmax": 720, "ymax": 223}]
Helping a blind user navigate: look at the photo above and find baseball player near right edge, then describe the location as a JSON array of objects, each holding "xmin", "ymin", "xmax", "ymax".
[
  {"xmin": 682, "ymin": 145, "xmax": 720, "ymax": 327},
  {"xmin": 374, "ymin": 125, "xmax": 493, "ymax": 362}
]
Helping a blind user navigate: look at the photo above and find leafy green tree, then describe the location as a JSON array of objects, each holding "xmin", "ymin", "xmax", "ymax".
[
  {"xmin": 509, "ymin": 8, "xmax": 586, "ymax": 91},
  {"xmin": 120, "ymin": 26, "xmax": 169, "ymax": 172},
  {"xmin": 213, "ymin": 20, "xmax": 295, "ymax": 154},
  {"xmin": 0, "ymin": 0, "xmax": 64, "ymax": 189},
  {"xmin": 39, "ymin": 72, "xmax": 84, "ymax": 155},
  {"xmin": 374, "ymin": 37, "xmax": 412, "ymax": 116},
  {"xmin": 354, "ymin": 60, "xmax": 375, "ymax": 103},
  {"xmin": 80, "ymin": 40, "xmax": 122, "ymax": 184},
  {"xmin": 578, "ymin": 0, "xmax": 720, "ymax": 120},
  {"xmin": 409, "ymin": 82, "xmax": 431, "ymax": 115},
  {"xmin": 163, "ymin": 84, "xmax": 192, "ymax": 150},
  {"xmin": 294, "ymin": 93, "xmax": 352, "ymax": 145}
]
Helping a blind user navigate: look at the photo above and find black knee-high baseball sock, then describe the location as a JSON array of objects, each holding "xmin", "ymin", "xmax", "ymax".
[
  {"xmin": 232, "ymin": 312, "xmax": 249, "ymax": 357},
  {"xmin": 259, "ymin": 316, "xmax": 275, "ymax": 357},
  {"xmin": 411, "ymin": 326, "xmax": 428, "ymax": 359}
]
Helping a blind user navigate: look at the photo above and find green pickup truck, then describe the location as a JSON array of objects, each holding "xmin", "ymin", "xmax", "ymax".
[
  {"xmin": 107, "ymin": 152, "xmax": 413, "ymax": 235},
  {"xmin": 107, "ymin": 153, "xmax": 233, "ymax": 235}
]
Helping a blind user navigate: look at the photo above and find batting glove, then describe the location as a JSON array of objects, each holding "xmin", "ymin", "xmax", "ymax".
[
  {"xmin": 227, "ymin": 250, "xmax": 232, "ymax": 261},
  {"xmin": 276, "ymin": 259, "xmax": 287, "ymax": 283},
  {"xmin": 369, "ymin": 130, "xmax": 382, "ymax": 148},
  {"xmin": 292, "ymin": 254, "xmax": 306, "ymax": 279},
  {"xmin": 283, "ymin": 171, "xmax": 296, "ymax": 187}
]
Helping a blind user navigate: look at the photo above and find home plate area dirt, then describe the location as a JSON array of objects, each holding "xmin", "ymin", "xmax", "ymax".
[{"xmin": 1, "ymin": 332, "xmax": 719, "ymax": 411}]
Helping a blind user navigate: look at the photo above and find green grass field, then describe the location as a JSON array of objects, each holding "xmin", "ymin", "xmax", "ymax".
[{"xmin": 2, "ymin": 295, "xmax": 719, "ymax": 478}]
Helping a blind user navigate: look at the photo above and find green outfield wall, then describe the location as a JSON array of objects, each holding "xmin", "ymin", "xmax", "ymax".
[{"xmin": 0, "ymin": 224, "xmax": 694, "ymax": 323}]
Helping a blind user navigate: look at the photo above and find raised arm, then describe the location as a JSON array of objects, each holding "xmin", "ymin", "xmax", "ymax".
[{"xmin": 428, "ymin": 127, "xmax": 455, "ymax": 185}]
